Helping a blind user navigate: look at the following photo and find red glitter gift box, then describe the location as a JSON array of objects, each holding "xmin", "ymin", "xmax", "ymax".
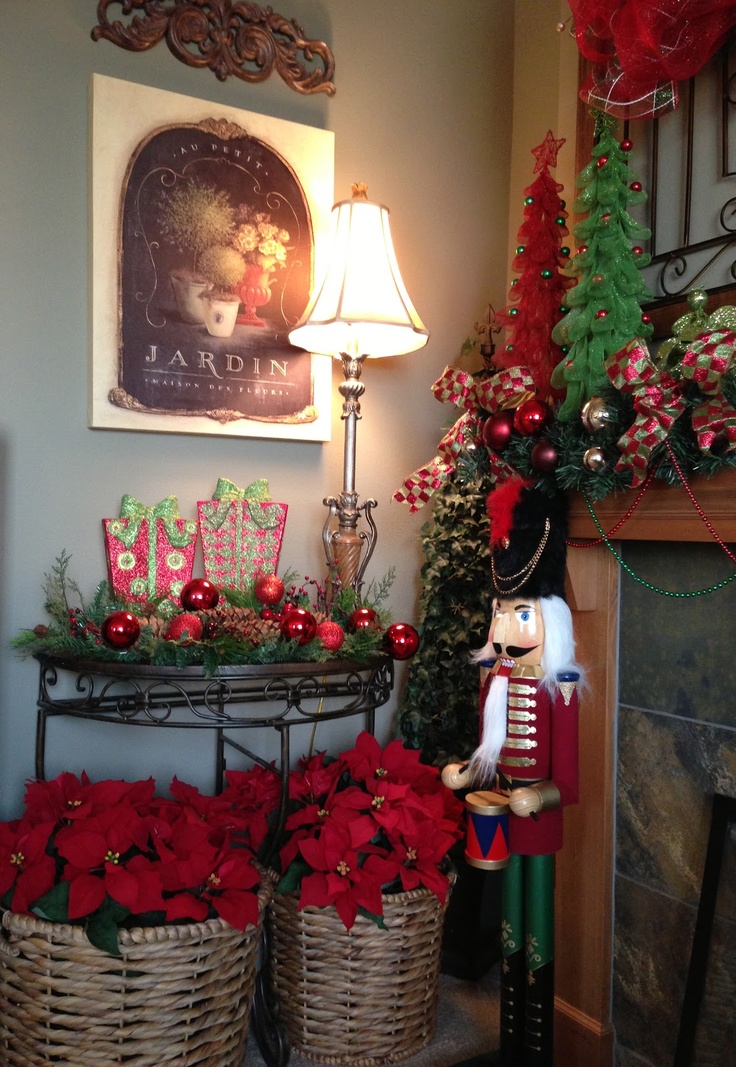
[
  {"xmin": 198, "ymin": 477, "xmax": 288, "ymax": 590},
  {"xmin": 103, "ymin": 495, "xmax": 198, "ymax": 610}
]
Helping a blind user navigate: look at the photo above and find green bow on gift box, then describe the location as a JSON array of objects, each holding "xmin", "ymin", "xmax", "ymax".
[
  {"xmin": 115, "ymin": 495, "xmax": 196, "ymax": 549},
  {"xmin": 206, "ymin": 478, "xmax": 282, "ymax": 530}
]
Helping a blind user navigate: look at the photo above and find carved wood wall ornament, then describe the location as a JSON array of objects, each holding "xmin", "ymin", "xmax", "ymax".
[{"xmin": 92, "ymin": 1, "xmax": 336, "ymax": 96}]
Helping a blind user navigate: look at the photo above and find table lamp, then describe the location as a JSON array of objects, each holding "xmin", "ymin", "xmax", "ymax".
[{"xmin": 288, "ymin": 182, "xmax": 429, "ymax": 598}]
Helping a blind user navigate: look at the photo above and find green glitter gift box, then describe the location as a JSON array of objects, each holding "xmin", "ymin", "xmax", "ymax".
[{"xmin": 197, "ymin": 477, "xmax": 288, "ymax": 590}]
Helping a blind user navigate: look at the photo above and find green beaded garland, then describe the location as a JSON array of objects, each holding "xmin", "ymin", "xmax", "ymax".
[{"xmin": 583, "ymin": 491, "xmax": 736, "ymax": 597}]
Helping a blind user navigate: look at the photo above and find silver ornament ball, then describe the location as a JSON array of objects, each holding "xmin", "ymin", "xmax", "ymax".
[
  {"xmin": 583, "ymin": 446, "xmax": 607, "ymax": 472},
  {"xmin": 581, "ymin": 396, "xmax": 612, "ymax": 432}
]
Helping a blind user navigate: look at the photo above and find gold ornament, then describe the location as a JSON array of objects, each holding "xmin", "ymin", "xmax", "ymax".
[
  {"xmin": 581, "ymin": 396, "xmax": 612, "ymax": 432},
  {"xmin": 583, "ymin": 446, "xmax": 607, "ymax": 472}
]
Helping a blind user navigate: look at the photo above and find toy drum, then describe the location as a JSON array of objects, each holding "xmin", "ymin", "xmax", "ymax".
[{"xmin": 464, "ymin": 790, "xmax": 511, "ymax": 870}]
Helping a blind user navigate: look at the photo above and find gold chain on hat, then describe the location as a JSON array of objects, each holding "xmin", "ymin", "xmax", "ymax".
[{"xmin": 490, "ymin": 517, "xmax": 551, "ymax": 595}]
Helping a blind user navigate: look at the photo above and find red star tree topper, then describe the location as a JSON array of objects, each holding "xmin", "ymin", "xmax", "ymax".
[{"xmin": 495, "ymin": 130, "xmax": 574, "ymax": 402}]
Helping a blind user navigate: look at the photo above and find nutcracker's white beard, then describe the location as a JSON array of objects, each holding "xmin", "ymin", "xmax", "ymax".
[{"xmin": 467, "ymin": 672, "xmax": 509, "ymax": 787}]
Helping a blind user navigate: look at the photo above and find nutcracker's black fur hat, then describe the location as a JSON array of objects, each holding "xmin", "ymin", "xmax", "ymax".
[{"xmin": 486, "ymin": 476, "xmax": 568, "ymax": 601}]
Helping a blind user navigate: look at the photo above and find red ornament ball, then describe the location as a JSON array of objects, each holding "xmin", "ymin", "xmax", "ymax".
[
  {"xmin": 513, "ymin": 398, "xmax": 548, "ymax": 436},
  {"xmin": 596, "ymin": 155, "xmax": 608, "ymax": 168},
  {"xmin": 384, "ymin": 623, "xmax": 420, "ymax": 660},
  {"xmin": 592, "ymin": 273, "xmax": 604, "ymax": 285},
  {"xmin": 632, "ymin": 246, "xmax": 644, "ymax": 255},
  {"xmin": 101, "ymin": 611, "xmax": 140, "ymax": 649},
  {"xmin": 595, "ymin": 309, "xmax": 609, "ymax": 320},
  {"xmin": 316, "ymin": 620, "xmax": 345, "ymax": 652},
  {"xmin": 280, "ymin": 608, "xmax": 317, "ymax": 645},
  {"xmin": 530, "ymin": 439, "xmax": 559, "ymax": 473},
  {"xmin": 254, "ymin": 574, "xmax": 285, "ymax": 606},
  {"xmin": 630, "ymin": 181, "xmax": 642, "ymax": 192},
  {"xmin": 348, "ymin": 607, "xmax": 380, "ymax": 633},
  {"xmin": 620, "ymin": 139, "xmax": 633, "ymax": 152},
  {"xmin": 482, "ymin": 410, "xmax": 515, "ymax": 451},
  {"xmin": 641, "ymin": 313, "xmax": 652, "ymax": 325},
  {"xmin": 165, "ymin": 613, "xmax": 204, "ymax": 643},
  {"xmin": 601, "ymin": 213, "xmax": 611, "ymax": 224},
  {"xmin": 181, "ymin": 579, "xmax": 219, "ymax": 611}
]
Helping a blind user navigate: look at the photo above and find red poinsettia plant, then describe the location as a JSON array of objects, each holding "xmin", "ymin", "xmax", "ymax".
[
  {"xmin": 0, "ymin": 766, "xmax": 280, "ymax": 955},
  {"xmin": 262, "ymin": 731, "xmax": 465, "ymax": 931}
]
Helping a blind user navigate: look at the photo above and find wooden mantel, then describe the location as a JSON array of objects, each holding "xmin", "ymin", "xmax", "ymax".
[
  {"xmin": 553, "ymin": 468, "xmax": 736, "ymax": 1067},
  {"xmin": 568, "ymin": 468, "xmax": 736, "ymax": 543}
]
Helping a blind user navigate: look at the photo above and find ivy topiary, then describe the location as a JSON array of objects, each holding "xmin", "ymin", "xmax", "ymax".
[{"xmin": 398, "ymin": 460, "xmax": 494, "ymax": 766}]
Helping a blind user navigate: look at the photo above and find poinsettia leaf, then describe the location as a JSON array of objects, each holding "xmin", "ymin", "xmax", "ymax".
[
  {"xmin": 357, "ymin": 906, "xmax": 387, "ymax": 930},
  {"xmin": 85, "ymin": 898, "xmax": 130, "ymax": 957},
  {"xmin": 277, "ymin": 857, "xmax": 309, "ymax": 895},
  {"xmin": 31, "ymin": 880, "xmax": 70, "ymax": 922}
]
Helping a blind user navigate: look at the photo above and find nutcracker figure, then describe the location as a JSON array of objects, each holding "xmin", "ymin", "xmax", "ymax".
[{"xmin": 442, "ymin": 476, "xmax": 581, "ymax": 1067}]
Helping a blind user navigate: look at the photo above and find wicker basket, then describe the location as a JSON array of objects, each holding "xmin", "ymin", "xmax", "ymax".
[
  {"xmin": 268, "ymin": 881, "xmax": 453, "ymax": 1066},
  {"xmin": 0, "ymin": 877, "xmax": 271, "ymax": 1067}
]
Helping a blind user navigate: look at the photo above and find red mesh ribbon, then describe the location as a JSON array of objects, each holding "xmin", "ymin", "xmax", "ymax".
[
  {"xmin": 605, "ymin": 339, "xmax": 686, "ymax": 485},
  {"xmin": 393, "ymin": 365, "xmax": 535, "ymax": 512},
  {"xmin": 569, "ymin": 0, "xmax": 736, "ymax": 119},
  {"xmin": 679, "ymin": 330, "xmax": 736, "ymax": 453}
]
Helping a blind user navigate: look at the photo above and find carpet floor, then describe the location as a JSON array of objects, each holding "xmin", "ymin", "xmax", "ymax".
[{"xmin": 245, "ymin": 968, "xmax": 500, "ymax": 1067}]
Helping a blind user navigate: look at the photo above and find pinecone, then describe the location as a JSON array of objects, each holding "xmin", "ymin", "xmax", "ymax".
[
  {"xmin": 200, "ymin": 605, "xmax": 281, "ymax": 645},
  {"xmin": 138, "ymin": 614, "xmax": 169, "ymax": 639}
]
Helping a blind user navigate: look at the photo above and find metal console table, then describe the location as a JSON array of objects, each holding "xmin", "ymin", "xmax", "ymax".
[
  {"xmin": 34, "ymin": 652, "xmax": 394, "ymax": 790},
  {"xmin": 33, "ymin": 651, "xmax": 395, "ymax": 1067}
]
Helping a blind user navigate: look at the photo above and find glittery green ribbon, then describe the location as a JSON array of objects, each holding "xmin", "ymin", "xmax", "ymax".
[
  {"xmin": 208, "ymin": 477, "xmax": 275, "ymax": 530},
  {"xmin": 116, "ymin": 495, "xmax": 194, "ymax": 549}
]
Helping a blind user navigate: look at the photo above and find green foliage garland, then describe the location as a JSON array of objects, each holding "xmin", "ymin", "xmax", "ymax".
[{"xmin": 13, "ymin": 554, "xmax": 394, "ymax": 674}]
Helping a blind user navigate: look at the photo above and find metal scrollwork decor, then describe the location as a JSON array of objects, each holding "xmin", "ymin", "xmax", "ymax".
[{"xmin": 91, "ymin": 1, "xmax": 336, "ymax": 96}]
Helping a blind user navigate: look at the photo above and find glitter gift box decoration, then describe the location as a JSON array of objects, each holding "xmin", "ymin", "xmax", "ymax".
[
  {"xmin": 198, "ymin": 477, "xmax": 288, "ymax": 589},
  {"xmin": 103, "ymin": 495, "xmax": 198, "ymax": 610}
]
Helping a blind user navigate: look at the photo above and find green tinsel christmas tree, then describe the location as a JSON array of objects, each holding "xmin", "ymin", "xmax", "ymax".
[{"xmin": 551, "ymin": 111, "xmax": 653, "ymax": 421}]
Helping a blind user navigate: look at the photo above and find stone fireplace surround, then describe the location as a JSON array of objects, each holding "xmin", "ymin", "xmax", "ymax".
[{"xmin": 558, "ymin": 470, "xmax": 736, "ymax": 1067}]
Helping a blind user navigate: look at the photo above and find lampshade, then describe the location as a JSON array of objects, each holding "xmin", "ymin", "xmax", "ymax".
[{"xmin": 288, "ymin": 183, "xmax": 429, "ymax": 358}]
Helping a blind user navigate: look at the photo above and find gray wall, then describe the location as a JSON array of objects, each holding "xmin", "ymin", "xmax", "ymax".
[{"xmin": 0, "ymin": 3, "xmax": 515, "ymax": 817}]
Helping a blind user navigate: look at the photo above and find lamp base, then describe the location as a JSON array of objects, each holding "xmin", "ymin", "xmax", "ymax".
[{"xmin": 323, "ymin": 492, "xmax": 377, "ymax": 601}]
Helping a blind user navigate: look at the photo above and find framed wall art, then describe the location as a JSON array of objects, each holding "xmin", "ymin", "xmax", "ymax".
[{"xmin": 89, "ymin": 74, "xmax": 334, "ymax": 441}]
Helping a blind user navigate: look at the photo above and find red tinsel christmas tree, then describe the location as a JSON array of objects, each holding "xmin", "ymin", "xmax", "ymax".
[{"xmin": 495, "ymin": 130, "xmax": 574, "ymax": 403}]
